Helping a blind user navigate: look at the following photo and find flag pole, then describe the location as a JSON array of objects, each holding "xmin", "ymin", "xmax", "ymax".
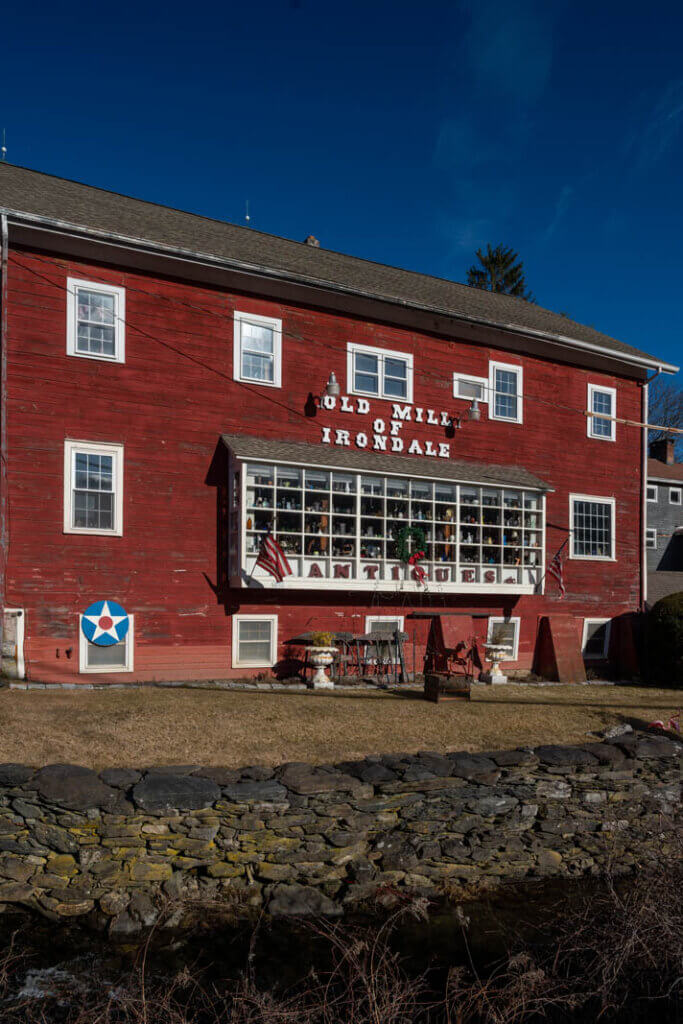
[{"xmin": 538, "ymin": 536, "xmax": 569, "ymax": 590}]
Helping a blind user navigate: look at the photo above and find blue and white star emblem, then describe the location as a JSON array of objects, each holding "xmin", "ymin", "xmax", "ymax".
[{"xmin": 81, "ymin": 600, "xmax": 130, "ymax": 647}]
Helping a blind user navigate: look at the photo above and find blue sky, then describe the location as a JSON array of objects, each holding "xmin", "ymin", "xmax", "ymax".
[{"xmin": 4, "ymin": 0, "xmax": 682, "ymax": 372}]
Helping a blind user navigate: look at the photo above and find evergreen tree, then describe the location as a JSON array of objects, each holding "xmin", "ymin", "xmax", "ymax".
[{"xmin": 467, "ymin": 243, "xmax": 535, "ymax": 302}]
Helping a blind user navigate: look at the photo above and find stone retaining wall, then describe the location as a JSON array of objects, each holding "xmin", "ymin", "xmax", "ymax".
[{"xmin": 0, "ymin": 732, "xmax": 680, "ymax": 933}]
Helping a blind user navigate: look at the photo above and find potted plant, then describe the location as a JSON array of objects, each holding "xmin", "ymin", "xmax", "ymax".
[{"xmin": 306, "ymin": 631, "xmax": 338, "ymax": 689}]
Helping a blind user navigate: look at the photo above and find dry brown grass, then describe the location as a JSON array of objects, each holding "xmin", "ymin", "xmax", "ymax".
[{"xmin": 0, "ymin": 683, "xmax": 680, "ymax": 769}]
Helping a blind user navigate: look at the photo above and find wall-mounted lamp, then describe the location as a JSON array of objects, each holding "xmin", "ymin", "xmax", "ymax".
[{"xmin": 325, "ymin": 371, "xmax": 341, "ymax": 397}]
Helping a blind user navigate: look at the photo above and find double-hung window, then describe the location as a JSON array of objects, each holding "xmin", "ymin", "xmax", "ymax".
[
  {"xmin": 646, "ymin": 485, "xmax": 657, "ymax": 502},
  {"xmin": 233, "ymin": 312, "xmax": 282, "ymax": 388},
  {"xmin": 347, "ymin": 343, "xmax": 413, "ymax": 403},
  {"xmin": 64, "ymin": 440, "xmax": 124, "ymax": 536},
  {"xmin": 670, "ymin": 487, "xmax": 682, "ymax": 505},
  {"xmin": 569, "ymin": 494, "xmax": 615, "ymax": 560},
  {"xmin": 489, "ymin": 362, "xmax": 523, "ymax": 423},
  {"xmin": 232, "ymin": 614, "xmax": 278, "ymax": 668},
  {"xmin": 587, "ymin": 384, "xmax": 616, "ymax": 441},
  {"xmin": 67, "ymin": 278, "xmax": 125, "ymax": 363}
]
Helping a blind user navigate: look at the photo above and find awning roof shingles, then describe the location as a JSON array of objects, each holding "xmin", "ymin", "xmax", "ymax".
[{"xmin": 220, "ymin": 433, "xmax": 552, "ymax": 491}]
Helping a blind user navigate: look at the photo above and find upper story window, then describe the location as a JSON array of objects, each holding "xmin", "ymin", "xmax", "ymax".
[
  {"xmin": 569, "ymin": 493, "xmax": 615, "ymax": 560},
  {"xmin": 489, "ymin": 362, "xmax": 523, "ymax": 423},
  {"xmin": 67, "ymin": 279, "xmax": 125, "ymax": 363},
  {"xmin": 587, "ymin": 384, "xmax": 616, "ymax": 441},
  {"xmin": 347, "ymin": 343, "xmax": 413, "ymax": 403},
  {"xmin": 233, "ymin": 311, "xmax": 282, "ymax": 388},
  {"xmin": 670, "ymin": 487, "xmax": 682, "ymax": 505},
  {"xmin": 454, "ymin": 373, "xmax": 488, "ymax": 404},
  {"xmin": 63, "ymin": 440, "xmax": 124, "ymax": 536},
  {"xmin": 646, "ymin": 485, "xmax": 658, "ymax": 502}
]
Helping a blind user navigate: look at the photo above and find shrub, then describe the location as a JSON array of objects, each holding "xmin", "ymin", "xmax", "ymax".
[
  {"xmin": 646, "ymin": 592, "xmax": 683, "ymax": 685},
  {"xmin": 309, "ymin": 631, "xmax": 335, "ymax": 648}
]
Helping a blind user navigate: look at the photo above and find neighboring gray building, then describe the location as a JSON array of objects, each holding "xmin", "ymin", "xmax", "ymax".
[{"xmin": 646, "ymin": 439, "xmax": 683, "ymax": 605}]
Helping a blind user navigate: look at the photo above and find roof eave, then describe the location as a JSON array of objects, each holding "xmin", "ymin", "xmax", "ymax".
[{"xmin": 3, "ymin": 208, "xmax": 679, "ymax": 377}]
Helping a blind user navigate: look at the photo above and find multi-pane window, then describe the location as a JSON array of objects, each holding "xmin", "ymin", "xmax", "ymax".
[
  {"xmin": 582, "ymin": 618, "xmax": 611, "ymax": 659},
  {"xmin": 64, "ymin": 441, "xmax": 124, "ymax": 536},
  {"xmin": 570, "ymin": 495, "xmax": 615, "ymax": 559},
  {"xmin": 233, "ymin": 615, "xmax": 277, "ymax": 667},
  {"xmin": 233, "ymin": 312, "xmax": 282, "ymax": 388},
  {"xmin": 486, "ymin": 617, "xmax": 520, "ymax": 661},
  {"xmin": 489, "ymin": 362, "xmax": 523, "ymax": 423},
  {"xmin": 670, "ymin": 488, "xmax": 682, "ymax": 505},
  {"xmin": 347, "ymin": 344, "xmax": 413, "ymax": 402},
  {"xmin": 646, "ymin": 485, "xmax": 658, "ymax": 502},
  {"xmin": 80, "ymin": 617, "xmax": 134, "ymax": 672},
  {"xmin": 67, "ymin": 279, "xmax": 125, "ymax": 363},
  {"xmin": 587, "ymin": 384, "xmax": 616, "ymax": 441},
  {"xmin": 241, "ymin": 462, "xmax": 545, "ymax": 589},
  {"xmin": 646, "ymin": 527, "xmax": 657, "ymax": 549}
]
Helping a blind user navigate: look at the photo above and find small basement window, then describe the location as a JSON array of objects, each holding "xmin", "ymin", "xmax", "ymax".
[
  {"xmin": 67, "ymin": 278, "xmax": 125, "ymax": 363},
  {"xmin": 486, "ymin": 616, "xmax": 520, "ymax": 661},
  {"xmin": 79, "ymin": 617, "xmax": 134, "ymax": 673},
  {"xmin": 365, "ymin": 615, "xmax": 405, "ymax": 664},
  {"xmin": 645, "ymin": 527, "xmax": 657, "ymax": 549},
  {"xmin": 581, "ymin": 618, "xmax": 611, "ymax": 660},
  {"xmin": 233, "ymin": 614, "xmax": 278, "ymax": 668},
  {"xmin": 646, "ymin": 485, "xmax": 657, "ymax": 503}
]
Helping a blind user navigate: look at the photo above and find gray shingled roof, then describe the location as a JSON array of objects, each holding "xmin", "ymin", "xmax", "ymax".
[
  {"xmin": 221, "ymin": 432, "xmax": 551, "ymax": 491},
  {"xmin": 0, "ymin": 163, "xmax": 671, "ymax": 370}
]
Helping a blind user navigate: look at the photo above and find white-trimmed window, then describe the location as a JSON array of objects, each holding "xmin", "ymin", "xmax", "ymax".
[
  {"xmin": 569, "ymin": 494, "xmax": 615, "ymax": 560},
  {"xmin": 232, "ymin": 614, "xmax": 278, "ymax": 668},
  {"xmin": 587, "ymin": 384, "xmax": 616, "ymax": 441},
  {"xmin": 670, "ymin": 487, "xmax": 682, "ymax": 505},
  {"xmin": 646, "ymin": 484, "xmax": 657, "ymax": 503},
  {"xmin": 79, "ymin": 616, "xmax": 134, "ymax": 673},
  {"xmin": 489, "ymin": 362, "xmax": 523, "ymax": 423},
  {"xmin": 645, "ymin": 527, "xmax": 657, "ymax": 549},
  {"xmin": 454, "ymin": 373, "xmax": 488, "ymax": 403},
  {"xmin": 366, "ymin": 615, "xmax": 405, "ymax": 663},
  {"xmin": 347, "ymin": 343, "xmax": 413, "ymax": 403},
  {"xmin": 67, "ymin": 278, "xmax": 125, "ymax": 363},
  {"xmin": 486, "ymin": 616, "xmax": 520, "ymax": 661},
  {"xmin": 233, "ymin": 311, "xmax": 282, "ymax": 388},
  {"xmin": 64, "ymin": 440, "xmax": 124, "ymax": 536},
  {"xmin": 581, "ymin": 618, "xmax": 611, "ymax": 660}
]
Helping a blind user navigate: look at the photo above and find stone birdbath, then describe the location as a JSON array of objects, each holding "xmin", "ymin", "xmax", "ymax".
[
  {"xmin": 305, "ymin": 635, "xmax": 338, "ymax": 689},
  {"xmin": 480, "ymin": 643, "xmax": 511, "ymax": 685}
]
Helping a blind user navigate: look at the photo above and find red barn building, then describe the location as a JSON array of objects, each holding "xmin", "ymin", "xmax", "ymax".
[{"xmin": 0, "ymin": 164, "xmax": 677, "ymax": 685}]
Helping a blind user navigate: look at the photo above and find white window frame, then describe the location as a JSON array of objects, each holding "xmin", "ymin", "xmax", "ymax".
[
  {"xmin": 79, "ymin": 615, "xmax": 134, "ymax": 673},
  {"xmin": 645, "ymin": 527, "xmax": 657, "ymax": 549},
  {"xmin": 63, "ymin": 440, "xmax": 124, "ymax": 537},
  {"xmin": 489, "ymin": 361, "xmax": 523, "ymax": 424},
  {"xmin": 232, "ymin": 613, "xmax": 278, "ymax": 669},
  {"xmin": 233, "ymin": 311, "xmax": 282, "ymax": 389},
  {"xmin": 587, "ymin": 384, "xmax": 616, "ymax": 442},
  {"xmin": 569, "ymin": 493, "xmax": 616, "ymax": 561},
  {"xmin": 486, "ymin": 616, "xmax": 520, "ymax": 661},
  {"xmin": 365, "ymin": 615, "xmax": 405, "ymax": 664},
  {"xmin": 347, "ymin": 342, "xmax": 414, "ymax": 403},
  {"xmin": 66, "ymin": 278, "xmax": 125, "ymax": 364},
  {"xmin": 646, "ymin": 484, "xmax": 658, "ymax": 503},
  {"xmin": 581, "ymin": 618, "xmax": 611, "ymax": 660},
  {"xmin": 669, "ymin": 487, "xmax": 682, "ymax": 505},
  {"xmin": 453, "ymin": 373, "xmax": 489, "ymax": 403}
]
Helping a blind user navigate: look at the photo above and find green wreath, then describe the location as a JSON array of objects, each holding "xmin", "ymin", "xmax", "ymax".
[{"xmin": 394, "ymin": 525, "xmax": 427, "ymax": 563}]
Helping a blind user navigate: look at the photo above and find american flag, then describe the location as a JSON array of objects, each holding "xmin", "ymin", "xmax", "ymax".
[
  {"xmin": 548, "ymin": 540, "xmax": 567, "ymax": 597},
  {"xmin": 255, "ymin": 533, "xmax": 292, "ymax": 583}
]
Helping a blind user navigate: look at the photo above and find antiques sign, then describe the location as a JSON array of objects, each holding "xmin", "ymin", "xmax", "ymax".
[{"xmin": 319, "ymin": 395, "xmax": 453, "ymax": 458}]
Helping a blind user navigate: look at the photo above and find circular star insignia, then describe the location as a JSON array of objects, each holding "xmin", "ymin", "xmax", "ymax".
[{"xmin": 81, "ymin": 600, "xmax": 130, "ymax": 647}]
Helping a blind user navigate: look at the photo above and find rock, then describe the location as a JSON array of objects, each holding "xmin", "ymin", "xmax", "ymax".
[
  {"xmin": 99, "ymin": 768, "xmax": 141, "ymax": 789},
  {"xmin": 128, "ymin": 892, "xmax": 158, "ymax": 926},
  {"xmin": 535, "ymin": 746, "xmax": 599, "ymax": 767},
  {"xmin": 536, "ymin": 780, "xmax": 572, "ymax": 800},
  {"xmin": 0, "ymin": 764, "xmax": 34, "ymax": 786},
  {"xmin": 374, "ymin": 835, "xmax": 418, "ymax": 871},
  {"xmin": 240, "ymin": 766, "xmax": 275, "ymax": 781},
  {"xmin": 47, "ymin": 854, "xmax": 78, "ymax": 876},
  {"xmin": 257, "ymin": 862, "xmax": 295, "ymax": 882},
  {"xmin": 634, "ymin": 736, "xmax": 680, "ymax": 759},
  {"xmin": 488, "ymin": 749, "xmax": 538, "ymax": 767},
  {"xmin": 279, "ymin": 765, "xmax": 362, "ymax": 795},
  {"xmin": 345, "ymin": 761, "xmax": 397, "ymax": 784},
  {"xmin": 99, "ymin": 890, "xmax": 131, "ymax": 916},
  {"xmin": 39, "ymin": 896, "xmax": 94, "ymax": 917},
  {"xmin": 469, "ymin": 795, "xmax": 518, "ymax": 816},
  {"xmin": 146, "ymin": 765, "xmax": 202, "ymax": 776},
  {"xmin": 109, "ymin": 910, "xmax": 141, "ymax": 935},
  {"xmin": 403, "ymin": 765, "xmax": 437, "ymax": 782},
  {"xmin": 441, "ymin": 838, "xmax": 471, "ymax": 860},
  {"xmin": 222, "ymin": 781, "xmax": 288, "ymax": 803},
  {"xmin": 132, "ymin": 774, "xmax": 220, "ymax": 814},
  {"xmin": 0, "ymin": 882, "xmax": 33, "ymax": 901},
  {"xmin": 583, "ymin": 743, "xmax": 627, "ymax": 765},
  {"xmin": 34, "ymin": 765, "xmax": 118, "ymax": 812},
  {"xmin": 268, "ymin": 883, "xmax": 341, "ymax": 917},
  {"xmin": 130, "ymin": 861, "xmax": 173, "ymax": 882},
  {"xmin": 602, "ymin": 724, "xmax": 633, "ymax": 740},
  {"xmin": 193, "ymin": 766, "xmax": 241, "ymax": 786},
  {"xmin": 416, "ymin": 752, "xmax": 454, "ymax": 777},
  {"xmin": 207, "ymin": 862, "xmax": 243, "ymax": 878},
  {"xmin": 537, "ymin": 849, "xmax": 563, "ymax": 873},
  {"xmin": 0, "ymin": 855, "xmax": 34, "ymax": 883},
  {"xmin": 449, "ymin": 754, "xmax": 500, "ymax": 785},
  {"xmin": 31, "ymin": 823, "xmax": 79, "ymax": 854},
  {"xmin": 11, "ymin": 799, "xmax": 43, "ymax": 819}
]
